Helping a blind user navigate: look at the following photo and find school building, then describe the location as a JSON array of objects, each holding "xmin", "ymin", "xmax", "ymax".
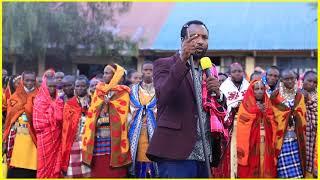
[{"xmin": 4, "ymin": 2, "xmax": 317, "ymax": 77}]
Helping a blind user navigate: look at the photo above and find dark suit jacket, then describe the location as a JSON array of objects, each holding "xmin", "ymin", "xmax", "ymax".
[{"xmin": 146, "ymin": 53, "xmax": 200, "ymax": 161}]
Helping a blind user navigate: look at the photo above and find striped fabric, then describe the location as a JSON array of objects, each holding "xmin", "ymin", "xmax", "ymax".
[
  {"xmin": 93, "ymin": 126, "xmax": 111, "ymax": 155},
  {"xmin": 65, "ymin": 141, "xmax": 91, "ymax": 177},
  {"xmin": 305, "ymin": 92, "xmax": 317, "ymax": 174},
  {"xmin": 277, "ymin": 138, "xmax": 303, "ymax": 178},
  {"xmin": 33, "ymin": 79, "xmax": 64, "ymax": 178}
]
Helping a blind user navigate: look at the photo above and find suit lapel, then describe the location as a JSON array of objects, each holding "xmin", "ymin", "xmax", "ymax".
[
  {"xmin": 186, "ymin": 71, "xmax": 196, "ymax": 99},
  {"xmin": 172, "ymin": 52, "xmax": 196, "ymax": 100}
]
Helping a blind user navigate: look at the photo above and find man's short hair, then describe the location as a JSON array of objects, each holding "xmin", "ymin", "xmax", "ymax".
[
  {"xmin": 218, "ymin": 72, "xmax": 228, "ymax": 79},
  {"xmin": 141, "ymin": 61, "xmax": 153, "ymax": 69},
  {"xmin": 250, "ymin": 71, "xmax": 262, "ymax": 81},
  {"xmin": 55, "ymin": 71, "xmax": 65, "ymax": 76},
  {"xmin": 22, "ymin": 71, "xmax": 36, "ymax": 79},
  {"xmin": 180, "ymin": 20, "xmax": 209, "ymax": 40},
  {"xmin": 280, "ymin": 68, "xmax": 295, "ymax": 78},
  {"xmin": 76, "ymin": 75, "xmax": 89, "ymax": 86},
  {"xmin": 266, "ymin": 66, "xmax": 280, "ymax": 75},
  {"xmin": 303, "ymin": 70, "xmax": 316, "ymax": 80},
  {"xmin": 62, "ymin": 75, "xmax": 76, "ymax": 83},
  {"xmin": 228, "ymin": 62, "xmax": 243, "ymax": 72}
]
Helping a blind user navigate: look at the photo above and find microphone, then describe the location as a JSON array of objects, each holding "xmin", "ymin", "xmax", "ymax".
[{"xmin": 200, "ymin": 57, "xmax": 217, "ymax": 96}]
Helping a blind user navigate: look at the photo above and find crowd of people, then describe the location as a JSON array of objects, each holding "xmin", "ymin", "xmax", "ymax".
[{"xmin": 2, "ymin": 20, "xmax": 318, "ymax": 178}]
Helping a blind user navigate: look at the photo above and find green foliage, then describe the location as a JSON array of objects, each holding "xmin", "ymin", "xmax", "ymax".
[{"xmin": 3, "ymin": 2, "xmax": 137, "ymax": 62}]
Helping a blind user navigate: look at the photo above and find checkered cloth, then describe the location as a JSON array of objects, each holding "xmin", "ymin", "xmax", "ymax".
[
  {"xmin": 277, "ymin": 138, "xmax": 303, "ymax": 178},
  {"xmin": 65, "ymin": 141, "xmax": 91, "ymax": 177},
  {"xmin": 6, "ymin": 127, "xmax": 16, "ymax": 165},
  {"xmin": 93, "ymin": 126, "xmax": 111, "ymax": 155},
  {"xmin": 306, "ymin": 92, "xmax": 317, "ymax": 173}
]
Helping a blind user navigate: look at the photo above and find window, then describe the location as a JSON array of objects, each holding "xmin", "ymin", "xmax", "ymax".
[{"xmin": 277, "ymin": 57, "xmax": 317, "ymax": 75}]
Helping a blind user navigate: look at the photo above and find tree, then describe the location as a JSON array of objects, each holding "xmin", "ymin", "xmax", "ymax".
[{"xmin": 3, "ymin": 2, "xmax": 137, "ymax": 74}]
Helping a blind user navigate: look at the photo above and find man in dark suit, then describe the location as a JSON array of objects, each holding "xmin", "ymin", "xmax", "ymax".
[{"xmin": 146, "ymin": 20, "xmax": 225, "ymax": 177}]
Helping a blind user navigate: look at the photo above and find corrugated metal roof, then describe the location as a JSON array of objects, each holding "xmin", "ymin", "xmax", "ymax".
[{"xmin": 152, "ymin": 3, "xmax": 317, "ymax": 50}]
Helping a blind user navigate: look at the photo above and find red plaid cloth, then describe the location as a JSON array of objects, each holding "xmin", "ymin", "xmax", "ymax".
[
  {"xmin": 65, "ymin": 141, "xmax": 91, "ymax": 177},
  {"xmin": 33, "ymin": 75, "xmax": 64, "ymax": 178},
  {"xmin": 306, "ymin": 92, "xmax": 317, "ymax": 173},
  {"xmin": 6, "ymin": 126, "xmax": 16, "ymax": 165}
]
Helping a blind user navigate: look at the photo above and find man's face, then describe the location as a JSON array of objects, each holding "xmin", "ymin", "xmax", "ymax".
[
  {"xmin": 130, "ymin": 72, "xmax": 142, "ymax": 85},
  {"xmin": 253, "ymin": 81, "xmax": 265, "ymax": 101},
  {"xmin": 75, "ymin": 80, "xmax": 88, "ymax": 97},
  {"xmin": 62, "ymin": 79, "xmax": 74, "ymax": 97},
  {"xmin": 230, "ymin": 64, "xmax": 244, "ymax": 83},
  {"xmin": 142, "ymin": 64, "xmax": 153, "ymax": 82},
  {"xmin": 267, "ymin": 68, "xmax": 280, "ymax": 87},
  {"xmin": 183, "ymin": 24, "xmax": 209, "ymax": 59},
  {"xmin": 103, "ymin": 66, "xmax": 115, "ymax": 84},
  {"xmin": 89, "ymin": 80, "xmax": 100, "ymax": 94},
  {"xmin": 303, "ymin": 73, "xmax": 317, "ymax": 92},
  {"xmin": 46, "ymin": 79, "xmax": 57, "ymax": 97},
  {"xmin": 23, "ymin": 73, "xmax": 36, "ymax": 91},
  {"xmin": 281, "ymin": 71, "xmax": 296, "ymax": 90},
  {"xmin": 55, "ymin": 72, "xmax": 64, "ymax": 83}
]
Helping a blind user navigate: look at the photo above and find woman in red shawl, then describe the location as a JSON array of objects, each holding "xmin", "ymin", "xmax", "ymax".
[
  {"xmin": 61, "ymin": 76, "xmax": 91, "ymax": 177},
  {"xmin": 33, "ymin": 70, "xmax": 64, "ymax": 178},
  {"xmin": 236, "ymin": 79, "xmax": 277, "ymax": 178}
]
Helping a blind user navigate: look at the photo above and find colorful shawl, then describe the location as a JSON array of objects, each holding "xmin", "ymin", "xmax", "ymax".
[
  {"xmin": 220, "ymin": 77, "xmax": 249, "ymax": 124},
  {"xmin": 201, "ymin": 66, "xmax": 228, "ymax": 138},
  {"xmin": 3, "ymin": 82, "xmax": 38, "ymax": 166},
  {"xmin": 201, "ymin": 66, "xmax": 229, "ymax": 170},
  {"xmin": 3, "ymin": 82, "xmax": 38, "ymax": 145},
  {"xmin": 128, "ymin": 83, "xmax": 157, "ymax": 175},
  {"xmin": 218, "ymin": 74, "xmax": 249, "ymax": 178},
  {"xmin": 305, "ymin": 91, "xmax": 317, "ymax": 174},
  {"xmin": 61, "ymin": 96, "xmax": 84, "ymax": 173},
  {"xmin": 33, "ymin": 72, "xmax": 64, "ymax": 178},
  {"xmin": 236, "ymin": 80, "xmax": 277, "ymax": 178},
  {"xmin": 82, "ymin": 64, "xmax": 131, "ymax": 168},
  {"xmin": 270, "ymin": 89, "xmax": 307, "ymax": 176}
]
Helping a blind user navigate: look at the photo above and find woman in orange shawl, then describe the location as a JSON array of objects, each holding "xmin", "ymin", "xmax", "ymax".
[
  {"xmin": 82, "ymin": 64, "xmax": 131, "ymax": 177},
  {"xmin": 236, "ymin": 79, "xmax": 277, "ymax": 178},
  {"xmin": 3, "ymin": 72, "xmax": 38, "ymax": 178},
  {"xmin": 270, "ymin": 69, "xmax": 306, "ymax": 178},
  {"xmin": 33, "ymin": 70, "xmax": 64, "ymax": 178}
]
